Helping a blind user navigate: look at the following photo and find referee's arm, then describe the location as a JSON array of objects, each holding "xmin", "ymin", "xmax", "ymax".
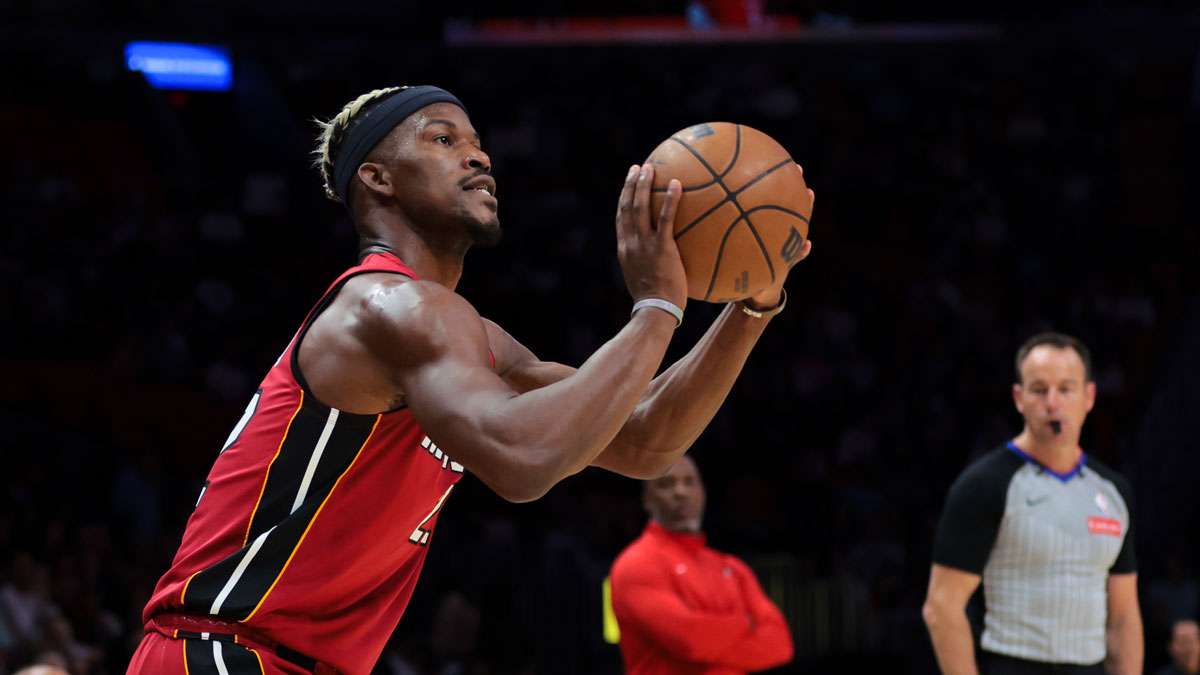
[
  {"xmin": 923, "ymin": 564, "xmax": 982, "ymax": 675},
  {"xmin": 925, "ymin": 452, "xmax": 1011, "ymax": 675},
  {"xmin": 1104, "ymin": 573, "xmax": 1142, "ymax": 675}
]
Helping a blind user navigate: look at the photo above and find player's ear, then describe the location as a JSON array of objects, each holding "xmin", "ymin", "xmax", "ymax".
[
  {"xmin": 1011, "ymin": 383, "xmax": 1024, "ymax": 414},
  {"xmin": 1084, "ymin": 380, "xmax": 1096, "ymax": 413},
  {"xmin": 357, "ymin": 162, "xmax": 395, "ymax": 198}
]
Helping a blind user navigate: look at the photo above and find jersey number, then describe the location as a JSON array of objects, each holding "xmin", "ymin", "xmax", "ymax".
[
  {"xmin": 409, "ymin": 484, "xmax": 455, "ymax": 546},
  {"xmin": 197, "ymin": 389, "xmax": 263, "ymax": 509},
  {"xmin": 222, "ymin": 389, "xmax": 262, "ymax": 454}
]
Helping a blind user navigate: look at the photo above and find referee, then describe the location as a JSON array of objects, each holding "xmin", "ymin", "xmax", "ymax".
[{"xmin": 923, "ymin": 332, "xmax": 1143, "ymax": 674}]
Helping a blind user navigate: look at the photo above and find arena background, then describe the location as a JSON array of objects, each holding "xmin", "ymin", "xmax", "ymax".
[{"xmin": 2, "ymin": 1, "xmax": 1198, "ymax": 673}]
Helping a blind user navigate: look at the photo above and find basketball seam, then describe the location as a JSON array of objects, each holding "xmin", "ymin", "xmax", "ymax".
[
  {"xmin": 664, "ymin": 127, "xmax": 799, "ymax": 302},
  {"xmin": 675, "ymin": 161, "xmax": 795, "ymax": 239},
  {"xmin": 742, "ymin": 204, "xmax": 810, "ymax": 224},
  {"xmin": 703, "ymin": 126, "xmax": 741, "ymax": 300},
  {"xmin": 705, "ymin": 216, "xmax": 747, "ymax": 301},
  {"xmin": 730, "ymin": 158, "xmax": 800, "ymax": 296},
  {"xmin": 666, "ymin": 127, "xmax": 743, "ymax": 242}
]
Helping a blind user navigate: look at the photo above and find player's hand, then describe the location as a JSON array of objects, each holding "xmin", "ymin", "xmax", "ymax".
[
  {"xmin": 615, "ymin": 164, "xmax": 688, "ymax": 310},
  {"xmin": 745, "ymin": 164, "xmax": 813, "ymax": 310}
]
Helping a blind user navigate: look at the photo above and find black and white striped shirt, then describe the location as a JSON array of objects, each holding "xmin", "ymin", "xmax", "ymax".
[{"xmin": 933, "ymin": 443, "xmax": 1136, "ymax": 665}]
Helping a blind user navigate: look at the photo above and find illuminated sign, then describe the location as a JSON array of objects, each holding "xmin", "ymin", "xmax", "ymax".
[{"xmin": 125, "ymin": 41, "xmax": 232, "ymax": 91}]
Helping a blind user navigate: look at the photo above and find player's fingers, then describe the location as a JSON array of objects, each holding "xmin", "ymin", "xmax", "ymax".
[
  {"xmin": 656, "ymin": 179, "xmax": 682, "ymax": 236},
  {"xmin": 809, "ymin": 188, "xmax": 815, "ymax": 206},
  {"xmin": 794, "ymin": 239, "xmax": 813, "ymax": 264},
  {"xmin": 616, "ymin": 165, "xmax": 639, "ymax": 230},
  {"xmin": 631, "ymin": 164, "xmax": 654, "ymax": 232}
]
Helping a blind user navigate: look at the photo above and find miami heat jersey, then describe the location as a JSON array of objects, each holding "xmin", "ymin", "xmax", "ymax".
[{"xmin": 142, "ymin": 252, "xmax": 464, "ymax": 675}]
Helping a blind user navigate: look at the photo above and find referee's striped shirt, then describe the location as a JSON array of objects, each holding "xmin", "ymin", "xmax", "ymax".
[{"xmin": 932, "ymin": 442, "xmax": 1136, "ymax": 666}]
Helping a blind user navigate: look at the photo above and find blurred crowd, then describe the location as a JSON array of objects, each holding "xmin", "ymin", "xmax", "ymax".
[{"xmin": 2, "ymin": 5, "xmax": 1199, "ymax": 674}]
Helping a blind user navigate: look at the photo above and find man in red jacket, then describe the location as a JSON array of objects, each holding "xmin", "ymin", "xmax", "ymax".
[{"xmin": 610, "ymin": 456, "xmax": 794, "ymax": 674}]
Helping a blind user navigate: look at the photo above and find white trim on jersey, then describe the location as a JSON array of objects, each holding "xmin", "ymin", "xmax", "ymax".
[
  {"xmin": 213, "ymin": 639, "xmax": 231, "ymax": 675},
  {"xmin": 292, "ymin": 408, "xmax": 340, "ymax": 514},
  {"xmin": 210, "ymin": 526, "xmax": 275, "ymax": 615}
]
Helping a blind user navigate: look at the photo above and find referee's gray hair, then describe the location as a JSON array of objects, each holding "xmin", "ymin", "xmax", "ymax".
[
  {"xmin": 312, "ymin": 86, "xmax": 407, "ymax": 204},
  {"xmin": 1014, "ymin": 332, "xmax": 1093, "ymax": 384}
]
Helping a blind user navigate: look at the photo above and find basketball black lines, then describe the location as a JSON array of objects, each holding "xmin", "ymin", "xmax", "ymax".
[{"xmin": 665, "ymin": 125, "xmax": 801, "ymax": 301}]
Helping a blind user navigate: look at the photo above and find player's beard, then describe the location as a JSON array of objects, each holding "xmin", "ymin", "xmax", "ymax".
[{"xmin": 468, "ymin": 213, "xmax": 502, "ymax": 247}]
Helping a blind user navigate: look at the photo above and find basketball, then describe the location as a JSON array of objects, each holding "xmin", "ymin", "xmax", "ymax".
[{"xmin": 646, "ymin": 122, "xmax": 811, "ymax": 302}]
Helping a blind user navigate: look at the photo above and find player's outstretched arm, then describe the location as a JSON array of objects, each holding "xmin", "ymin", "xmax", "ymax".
[
  {"xmin": 364, "ymin": 280, "xmax": 675, "ymax": 503},
  {"xmin": 593, "ymin": 176, "xmax": 814, "ymax": 478},
  {"xmin": 483, "ymin": 180, "xmax": 814, "ymax": 480},
  {"xmin": 363, "ymin": 164, "xmax": 686, "ymax": 503}
]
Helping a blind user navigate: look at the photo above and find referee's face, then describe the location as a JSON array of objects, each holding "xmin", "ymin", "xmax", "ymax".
[
  {"xmin": 643, "ymin": 456, "xmax": 706, "ymax": 534},
  {"xmin": 1013, "ymin": 345, "xmax": 1096, "ymax": 443}
]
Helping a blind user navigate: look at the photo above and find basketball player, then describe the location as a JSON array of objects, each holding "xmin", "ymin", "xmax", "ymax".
[
  {"xmin": 126, "ymin": 85, "xmax": 813, "ymax": 675},
  {"xmin": 924, "ymin": 332, "xmax": 1142, "ymax": 675}
]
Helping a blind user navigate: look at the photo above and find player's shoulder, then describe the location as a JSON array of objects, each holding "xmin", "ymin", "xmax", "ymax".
[
  {"xmin": 338, "ymin": 274, "xmax": 488, "ymax": 367},
  {"xmin": 346, "ymin": 274, "xmax": 482, "ymax": 334}
]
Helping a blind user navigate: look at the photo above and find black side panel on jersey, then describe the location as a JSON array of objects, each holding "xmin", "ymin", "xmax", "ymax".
[
  {"xmin": 932, "ymin": 447, "xmax": 1025, "ymax": 574},
  {"xmin": 181, "ymin": 412, "xmax": 377, "ymax": 620},
  {"xmin": 242, "ymin": 401, "xmax": 378, "ymax": 542},
  {"xmin": 1084, "ymin": 456, "xmax": 1138, "ymax": 574},
  {"xmin": 183, "ymin": 638, "xmax": 265, "ymax": 675}
]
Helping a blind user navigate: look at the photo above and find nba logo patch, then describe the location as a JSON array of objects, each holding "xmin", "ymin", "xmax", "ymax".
[{"xmin": 1094, "ymin": 492, "xmax": 1110, "ymax": 515}]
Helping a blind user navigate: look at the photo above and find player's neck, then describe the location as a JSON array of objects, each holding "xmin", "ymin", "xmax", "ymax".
[
  {"xmin": 1011, "ymin": 430, "xmax": 1082, "ymax": 474},
  {"xmin": 359, "ymin": 231, "xmax": 466, "ymax": 290}
]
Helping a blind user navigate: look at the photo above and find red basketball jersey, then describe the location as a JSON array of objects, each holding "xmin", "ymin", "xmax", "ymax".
[{"xmin": 142, "ymin": 252, "xmax": 465, "ymax": 674}]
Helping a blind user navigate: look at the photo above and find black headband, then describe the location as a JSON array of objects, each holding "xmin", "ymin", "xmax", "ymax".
[{"xmin": 333, "ymin": 85, "xmax": 467, "ymax": 204}]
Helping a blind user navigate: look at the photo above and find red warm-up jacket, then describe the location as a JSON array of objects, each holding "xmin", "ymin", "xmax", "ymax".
[{"xmin": 610, "ymin": 521, "xmax": 794, "ymax": 674}]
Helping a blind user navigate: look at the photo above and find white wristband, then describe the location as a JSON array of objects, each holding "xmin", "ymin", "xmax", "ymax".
[{"xmin": 631, "ymin": 298, "xmax": 683, "ymax": 327}]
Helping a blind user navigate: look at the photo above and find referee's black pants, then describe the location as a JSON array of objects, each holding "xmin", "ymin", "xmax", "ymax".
[{"xmin": 981, "ymin": 651, "xmax": 1105, "ymax": 674}]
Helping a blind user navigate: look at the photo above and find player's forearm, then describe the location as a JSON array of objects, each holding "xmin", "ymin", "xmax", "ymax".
[
  {"xmin": 454, "ymin": 310, "xmax": 676, "ymax": 500},
  {"xmin": 599, "ymin": 302, "xmax": 773, "ymax": 477},
  {"xmin": 922, "ymin": 602, "xmax": 980, "ymax": 675},
  {"xmin": 1104, "ymin": 610, "xmax": 1143, "ymax": 675}
]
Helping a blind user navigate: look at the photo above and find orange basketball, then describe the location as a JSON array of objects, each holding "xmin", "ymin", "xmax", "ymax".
[{"xmin": 647, "ymin": 122, "xmax": 811, "ymax": 302}]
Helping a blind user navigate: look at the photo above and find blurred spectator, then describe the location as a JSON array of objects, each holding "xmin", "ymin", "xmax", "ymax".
[
  {"xmin": 0, "ymin": 554, "xmax": 57, "ymax": 651},
  {"xmin": 1157, "ymin": 619, "xmax": 1200, "ymax": 675}
]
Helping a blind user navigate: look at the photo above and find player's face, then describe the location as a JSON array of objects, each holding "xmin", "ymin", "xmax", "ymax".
[
  {"xmin": 643, "ymin": 457, "xmax": 706, "ymax": 534},
  {"xmin": 384, "ymin": 102, "xmax": 500, "ymax": 245},
  {"xmin": 1170, "ymin": 621, "xmax": 1200, "ymax": 672},
  {"xmin": 1012, "ymin": 345, "xmax": 1096, "ymax": 443}
]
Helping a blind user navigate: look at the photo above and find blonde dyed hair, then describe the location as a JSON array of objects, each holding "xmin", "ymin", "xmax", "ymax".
[{"xmin": 312, "ymin": 86, "xmax": 408, "ymax": 203}]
